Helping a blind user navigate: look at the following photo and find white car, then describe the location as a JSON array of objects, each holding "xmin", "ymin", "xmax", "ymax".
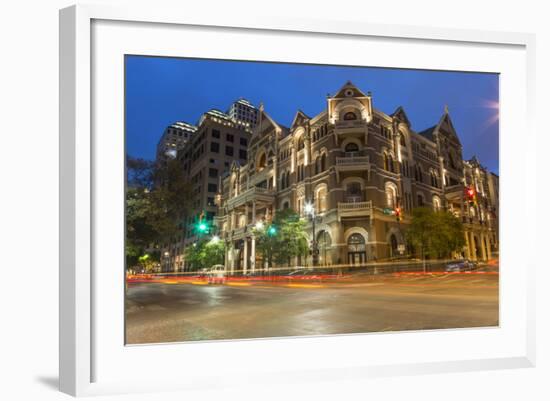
[{"xmin": 208, "ymin": 264, "xmax": 226, "ymax": 284}]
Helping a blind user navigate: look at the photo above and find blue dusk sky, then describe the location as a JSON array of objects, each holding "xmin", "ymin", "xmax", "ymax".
[{"xmin": 125, "ymin": 56, "xmax": 499, "ymax": 174}]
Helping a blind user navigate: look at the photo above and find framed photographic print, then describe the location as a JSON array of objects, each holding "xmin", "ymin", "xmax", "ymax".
[{"xmin": 59, "ymin": 4, "xmax": 536, "ymax": 397}]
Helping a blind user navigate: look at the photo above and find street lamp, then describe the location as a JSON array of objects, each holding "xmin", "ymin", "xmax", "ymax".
[{"xmin": 304, "ymin": 200, "xmax": 319, "ymax": 266}]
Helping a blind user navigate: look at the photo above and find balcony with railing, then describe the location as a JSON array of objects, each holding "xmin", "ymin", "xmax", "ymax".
[
  {"xmin": 335, "ymin": 119, "xmax": 367, "ymax": 131},
  {"xmin": 337, "ymin": 200, "xmax": 373, "ymax": 218},
  {"xmin": 248, "ymin": 167, "xmax": 271, "ymax": 186},
  {"xmin": 336, "ymin": 154, "xmax": 370, "ymax": 171},
  {"xmin": 226, "ymin": 185, "xmax": 274, "ymax": 210}
]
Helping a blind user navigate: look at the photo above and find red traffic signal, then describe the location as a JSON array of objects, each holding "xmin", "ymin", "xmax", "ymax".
[{"xmin": 395, "ymin": 207, "xmax": 402, "ymax": 222}]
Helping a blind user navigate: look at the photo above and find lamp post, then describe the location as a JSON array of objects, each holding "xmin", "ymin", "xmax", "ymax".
[{"xmin": 304, "ymin": 200, "xmax": 319, "ymax": 267}]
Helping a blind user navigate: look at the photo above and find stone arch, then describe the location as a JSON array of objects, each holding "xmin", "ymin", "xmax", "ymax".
[
  {"xmin": 385, "ymin": 181, "xmax": 398, "ymax": 208},
  {"xmin": 386, "ymin": 226, "xmax": 404, "ymax": 245},
  {"xmin": 314, "ymin": 182, "xmax": 329, "ymax": 212},
  {"xmin": 333, "ymin": 99, "xmax": 369, "ymax": 122},
  {"xmin": 294, "ymin": 127, "xmax": 306, "ymax": 150},
  {"xmin": 341, "ymin": 137, "xmax": 362, "ymax": 153},
  {"xmin": 279, "ymin": 196, "xmax": 291, "ymax": 210},
  {"xmin": 341, "ymin": 176, "xmax": 366, "ymax": 190},
  {"xmin": 255, "ymin": 148, "xmax": 267, "ymax": 172},
  {"xmin": 344, "ymin": 226, "xmax": 369, "ymax": 243},
  {"xmin": 316, "ymin": 228, "xmax": 334, "ymax": 266}
]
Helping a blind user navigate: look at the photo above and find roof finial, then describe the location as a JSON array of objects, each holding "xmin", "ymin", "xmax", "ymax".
[
  {"xmin": 444, "ymin": 104, "xmax": 449, "ymax": 114},
  {"xmin": 259, "ymin": 102, "xmax": 264, "ymax": 112}
]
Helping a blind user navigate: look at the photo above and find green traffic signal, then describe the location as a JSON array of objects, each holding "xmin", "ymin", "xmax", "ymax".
[{"xmin": 267, "ymin": 226, "xmax": 277, "ymax": 236}]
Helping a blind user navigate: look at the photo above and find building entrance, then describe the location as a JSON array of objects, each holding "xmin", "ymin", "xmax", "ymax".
[{"xmin": 347, "ymin": 232, "xmax": 367, "ymax": 265}]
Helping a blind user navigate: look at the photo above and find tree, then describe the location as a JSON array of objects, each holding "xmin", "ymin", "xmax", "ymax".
[
  {"xmin": 406, "ymin": 207, "xmax": 465, "ymax": 271},
  {"xmin": 184, "ymin": 239, "xmax": 226, "ymax": 271},
  {"xmin": 125, "ymin": 155, "xmax": 192, "ymax": 270},
  {"xmin": 254, "ymin": 209, "xmax": 309, "ymax": 268}
]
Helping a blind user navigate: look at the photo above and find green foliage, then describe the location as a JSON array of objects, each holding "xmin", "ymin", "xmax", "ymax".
[
  {"xmin": 184, "ymin": 239, "xmax": 226, "ymax": 270},
  {"xmin": 406, "ymin": 207, "xmax": 465, "ymax": 260},
  {"xmin": 254, "ymin": 209, "xmax": 309, "ymax": 267},
  {"xmin": 125, "ymin": 156, "xmax": 192, "ymax": 269}
]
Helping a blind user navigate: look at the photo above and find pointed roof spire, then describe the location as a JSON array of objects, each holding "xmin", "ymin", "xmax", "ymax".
[{"xmin": 444, "ymin": 104, "xmax": 449, "ymax": 114}]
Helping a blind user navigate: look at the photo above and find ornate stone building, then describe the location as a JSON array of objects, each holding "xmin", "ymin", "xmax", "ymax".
[{"xmin": 215, "ymin": 82, "xmax": 498, "ymax": 273}]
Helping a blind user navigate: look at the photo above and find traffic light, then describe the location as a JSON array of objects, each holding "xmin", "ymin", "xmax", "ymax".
[
  {"xmin": 465, "ymin": 186, "xmax": 476, "ymax": 206},
  {"xmin": 267, "ymin": 225, "xmax": 277, "ymax": 236},
  {"xmin": 395, "ymin": 207, "xmax": 402, "ymax": 222},
  {"xmin": 195, "ymin": 211, "xmax": 211, "ymax": 235}
]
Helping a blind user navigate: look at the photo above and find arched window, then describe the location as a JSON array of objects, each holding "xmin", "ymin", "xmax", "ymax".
[
  {"xmin": 345, "ymin": 142, "xmax": 359, "ymax": 153},
  {"xmin": 316, "ymin": 185, "xmax": 328, "ymax": 213},
  {"xmin": 387, "ymin": 154, "xmax": 394, "ymax": 172},
  {"xmin": 283, "ymin": 201, "xmax": 290, "ymax": 210},
  {"xmin": 348, "ymin": 233, "xmax": 366, "ymax": 251},
  {"xmin": 286, "ymin": 171, "xmax": 290, "ymax": 188},
  {"xmin": 383, "ymin": 153, "xmax": 389, "ymax": 171},
  {"xmin": 385, "ymin": 182, "xmax": 398, "ymax": 209},
  {"xmin": 431, "ymin": 171, "xmax": 439, "ymax": 188},
  {"xmin": 315, "ymin": 156, "xmax": 321, "ymax": 175},
  {"xmin": 297, "ymin": 196, "xmax": 305, "ymax": 216},
  {"xmin": 257, "ymin": 152, "xmax": 266, "ymax": 171},
  {"xmin": 415, "ymin": 165, "xmax": 423, "ymax": 182},
  {"xmin": 417, "ymin": 194, "xmax": 425, "ymax": 207},
  {"xmin": 321, "ymin": 153, "xmax": 327, "ymax": 170},
  {"xmin": 448, "ymin": 151, "xmax": 456, "ymax": 169},
  {"xmin": 346, "ymin": 182, "xmax": 363, "ymax": 202},
  {"xmin": 239, "ymin": 214, "xmax": 247, "ymax": 228},
  {"xmin": 399, "ymin": 133, "xmax": 406, "ymax": 147},
  {"xmin": 343, "ymin": 111, "xmax": 357, "ymax": 121},
  {"xmin": 298, "ymin": 137, "xmax": 305, "ymax": 150}
]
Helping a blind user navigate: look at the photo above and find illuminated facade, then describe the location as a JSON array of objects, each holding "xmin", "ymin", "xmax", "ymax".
[{"xmin": 216, "ymin": 81, "xmax": 499, "ymax": 273}]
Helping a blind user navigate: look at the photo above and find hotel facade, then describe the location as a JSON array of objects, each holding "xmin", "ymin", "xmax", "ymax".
[{"xmin": 215, "ymin": 81, "xmax": 499, "ymax": 273}]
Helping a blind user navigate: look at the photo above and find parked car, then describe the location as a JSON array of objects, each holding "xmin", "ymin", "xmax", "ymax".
[{"xmin": 445, "ymin": 259, "xmax": 475, "ymax": 272}]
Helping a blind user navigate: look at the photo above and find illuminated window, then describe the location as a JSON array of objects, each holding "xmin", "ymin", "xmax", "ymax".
[
  {"xmin": 316, "ymin": 185, "xmax": 328, "ymax": 213},
  {"xmin": 385, "ymin": 182, "xmax": 398, "ymax": 209}
]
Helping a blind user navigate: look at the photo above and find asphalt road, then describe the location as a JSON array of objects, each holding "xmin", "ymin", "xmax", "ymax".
[{"xmin": 125, "ymin": 273, "xmax": 499, "ymax": 344}]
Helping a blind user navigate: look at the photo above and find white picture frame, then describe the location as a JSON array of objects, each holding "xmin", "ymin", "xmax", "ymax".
[{"xmin": 59, "ymin": 4, "xmax": 536, "ymax": 397}]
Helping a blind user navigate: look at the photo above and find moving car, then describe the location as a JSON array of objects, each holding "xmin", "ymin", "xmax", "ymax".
[
  {"xmin": 207, "ymin": 264, "xmax": 226, "ymax": 284},
  {"xmin": 445, "ymin": 259, "xmax": 475, "ymax": 272}
]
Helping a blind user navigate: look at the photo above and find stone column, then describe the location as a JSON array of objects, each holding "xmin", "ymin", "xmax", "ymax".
[
  {"xmin": 480, "ymin": 233, "xmax": 487, "ymax": 261},
  {"xmin": 485, "ymin": 235, "xmax": 492, "ymax": 259},
  {"xmin": 250, "ymin": 236, "xmax": 256, "ymax": 272},
  {"xmin": 243, "ymin": 238, "xmax": 248, "ymax": 274},
  {"xmin": 469, "ymin": 231, "xmax": 477, "ymax": 261},
  {"xmin": 224, "ymin": 243, "xmax": 230, "ymax": 271},
  {"xmin": 464, "ymin": 231, "xmax": 471, "ymax": 259},
  {"xmin": 252, "ymin": 201, "xmax": 257, "ymax": 224}
]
